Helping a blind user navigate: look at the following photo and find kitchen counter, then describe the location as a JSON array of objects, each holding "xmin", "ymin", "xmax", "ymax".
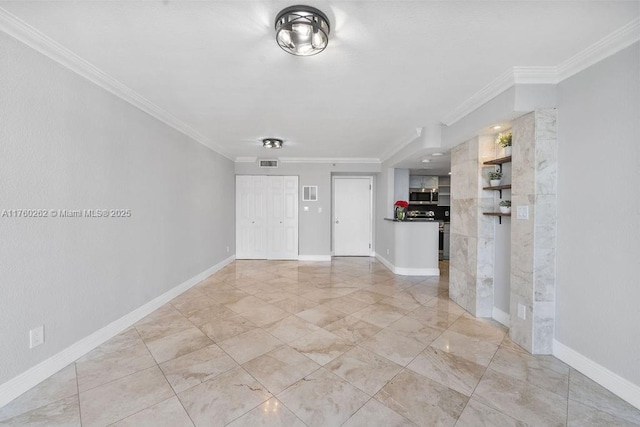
[
  {"xmin": 377, "ymin": 219, "xmax": 439, "ymax": 276},
  {"xmin": 384, "ymin": 218, "xmax": 446, "ymax": 222}
]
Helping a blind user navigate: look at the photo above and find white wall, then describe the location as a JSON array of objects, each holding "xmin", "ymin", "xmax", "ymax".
[
  {"xmin": 556, "ymin": 43, "xmax": 640, "ymax": 386},
  {"xmin": 0, "ymin": 33, "xmax": 236, "ymax": 383},
  {"xmin": 234, "ymin": 162, "xmax": 379, "ymax": 257}
]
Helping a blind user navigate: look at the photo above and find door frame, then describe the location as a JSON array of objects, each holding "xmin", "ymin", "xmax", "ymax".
[{"xmin": 331, "ymin": 176, "xmax": 374, "ymax": 256}]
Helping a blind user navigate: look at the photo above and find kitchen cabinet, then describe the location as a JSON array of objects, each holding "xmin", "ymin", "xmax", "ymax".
[
  {"xmin": 236, "ymin": 175, "xmax": 298, "ymax": 259},
  {"xmin": 409, "ymin": 175, "xmax": 438, "ymax": 190},
  {"xmin": 437, "ymin": 175, "xmax": 451, "ymax": 206}
]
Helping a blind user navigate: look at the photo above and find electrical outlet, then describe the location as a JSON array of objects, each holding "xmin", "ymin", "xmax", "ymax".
[
  {"xmin": 386, "ymin": 249, "xmax": 390, "ymax": 255},
  {"xmin": 517, "ymin": 303, "xmax": 526, "ymax": 320},
  {"xmin": 318, "ymin": 207, "xmax": 322, "ymax": 213},
  {"xmin": 29, "ymin": 325, "xmax": 44, "ymax": 349},
  {"xmin": 226, "ymin": 246, "xmax": 229, "ymax": 253}
]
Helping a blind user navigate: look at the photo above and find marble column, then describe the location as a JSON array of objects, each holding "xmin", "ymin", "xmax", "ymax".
[
  {"xmin": 449, "ymin": 136, "xmax": 496, "ymax": 317},
  {"xmin": 510, "ymin": 109, "xmax": 558, "ymax": 354}
]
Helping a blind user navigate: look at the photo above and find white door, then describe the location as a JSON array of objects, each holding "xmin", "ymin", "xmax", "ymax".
[
  {"xmin": 236, "ymin": 175, "xmax": 267, "ymax": 259},
  {"xmin": 333, "ymin": 177, "xmax": 372, "ymax": 256},
  {"xmin": 237, "ymin": 175, "xmax": 298, "ymax": 260},
  {"xmin": 280, "ymin": 176, "xmax": 299, "ymax": 259}
]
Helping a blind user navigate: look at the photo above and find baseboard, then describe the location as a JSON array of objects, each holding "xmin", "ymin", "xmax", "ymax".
[
  {"xmin": 374, "ymin": 252, "xmax": 394, "ymax": 272},
  {"xmin": 492, "ymin": 307, "xmax": 511, "ymax": 327},
  {"xmin": 0, "ymin": 255, "xmax": 235, "ymax": 408},
  {"xmin": 394, "ymin": 267, "xmax": 440, "ymax": 276},
  {"xmin": 374, "ymin": 253, "xmax": 439, "ymax": 276},
  {"xmin": 553, "ymin": 339, "xmax": 640, "ymax": 410},
  {"xmin": 297, "ymin": 255, "xmax": 332, "ymax": 262}
]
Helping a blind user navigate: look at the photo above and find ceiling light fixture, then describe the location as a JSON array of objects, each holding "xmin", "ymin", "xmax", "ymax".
[
  {"xmin": 275, "ymin": 5, "xmax": 330, "ymax": 56},
  {"xmin": 431, "ymin": 152, "xmax": 444, "ymax": 157},
  {"xmin": 262, "ymin": 138, "xmax": 283, "ymax": 149},
  {"xmin": 421, "ymin": 159, "xmax": 431, "ymax": 163},
  {"xmin": 492, "ymin": 125, "xmax": 502, "ymax": 130}
]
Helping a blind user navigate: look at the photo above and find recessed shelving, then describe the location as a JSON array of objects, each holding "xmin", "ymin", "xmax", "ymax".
[
  {"xmin": 482, "ymin": 156, "xmax": 511, "ymax": 166},
  {"xmin": 483, "ymin": 211, "xmax": 511, "ymax": 223},
  {"xmin": 483, "ymin": 156, "xmax": 512, "ymax": 223}
]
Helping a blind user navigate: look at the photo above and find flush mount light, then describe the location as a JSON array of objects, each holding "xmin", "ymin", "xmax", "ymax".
[
  {"xmin": 431, "ymin": 152, "xmax": 444, "ymax": 157},
  {"xmin": 492, "ymin": 125, "xmax": 502, "ymax": 130},
  {"xmin": 421, "ymin": 159, "xmax": 431, "ymax": 163},
  {"xmin": 262, "ymin": 138, "xmax": 283, "ymax": 149},
  {"xmin": 275, "ymin": 5, "xmax": 330, "ymax": 56}
]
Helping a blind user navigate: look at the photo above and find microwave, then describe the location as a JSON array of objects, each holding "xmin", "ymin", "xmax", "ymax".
[{"xmin": 409, "ymin": 188, "xmax": 438, "ymax": 205}]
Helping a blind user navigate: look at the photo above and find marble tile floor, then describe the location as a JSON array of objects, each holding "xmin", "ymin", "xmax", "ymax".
[{"xmin": 1, "ymin": 258, "xmax": 639, "ymax": 426}]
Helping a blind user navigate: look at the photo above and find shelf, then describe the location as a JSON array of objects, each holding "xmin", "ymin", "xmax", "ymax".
[
  {"xmin": 483, "ymin": 211, "xmax": 511, "ymax": 224},
  {"xmin": 483, "ymin": 156, "xmax": 511, "ymax": 166},
  {"xmin": 483, "ymin": 184, "xmax": 511, "ymax": 197}
]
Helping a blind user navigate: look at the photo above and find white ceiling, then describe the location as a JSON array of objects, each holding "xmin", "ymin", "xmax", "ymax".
[{"xmin": 1, "ymin": 1, "xmax": 637, "ymax": 162}]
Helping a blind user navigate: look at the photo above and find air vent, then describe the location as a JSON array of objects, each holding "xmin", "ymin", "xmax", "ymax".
[{"xmin": 259, "ymin": 159, "xmax": 278, "ymax": 168}]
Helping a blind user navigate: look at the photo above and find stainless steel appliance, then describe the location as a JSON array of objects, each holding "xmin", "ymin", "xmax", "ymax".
[
  {"xmin": 409, "ymin": 188, "xmax": 438, "ymax": 205},
  {"xmin": 406, "ymin": 210, "xmax": 435, "ymax": 220}
]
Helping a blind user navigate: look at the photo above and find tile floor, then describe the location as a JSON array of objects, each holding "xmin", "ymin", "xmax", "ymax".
[{"xmin": 1, "ymin": 258, "xmax": 639, "ymax": 426}]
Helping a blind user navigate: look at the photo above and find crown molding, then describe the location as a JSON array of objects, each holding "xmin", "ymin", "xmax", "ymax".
[
  {"xmin": 0, "ymin": 7, "xmax": 233, "ymax": 160},
  {"xmin": 442, "ymin": 18, "xmax": 640, "ymax": 127},
  {"xmin": 512, "ymin": 66, "xmax": 558, "ymax": 84},
  {"xmin": 441, "ymin": 68, "xmax": 516, "ymax": 126},
  {"xmin": 556, "ymin": 17, "xmax": 640, "ymax": 83},
  {"xmin": 379, "ymin": 127, "xmax": 423, "ymax": 163},
  {"xmin": 234, "ymin": 157, "xmax": 381, "ymax": 164},
  {"xmin": 278, "ymin": 157, "xmax": 381, "ymax": 164}
]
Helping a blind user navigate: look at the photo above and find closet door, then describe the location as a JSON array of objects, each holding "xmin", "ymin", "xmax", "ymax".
[
  {"xmin": 236, "ymin": 175, "xmax": 267, "ymax": 259},
  {"xmin": 266, "ymin": 176, "xmax": 285, "ymax": 258},
  {"xmin": 236, "ymin": 175, "xmax": 298, "ymax": 260},
  {"xmin": 266, "ymin": 176, "xmax": 298, "ymax": 260}
]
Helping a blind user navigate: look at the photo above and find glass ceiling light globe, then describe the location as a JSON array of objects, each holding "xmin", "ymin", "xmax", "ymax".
[
  {"xmin": 275, "ymin": 5, "xmax": 330, "ymax": 56},
  {"xmin": 262, "ymin": 138, "xmax": 283, "ymax": 149}
]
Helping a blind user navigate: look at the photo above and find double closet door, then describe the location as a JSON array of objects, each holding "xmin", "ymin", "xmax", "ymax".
[{"xmin": 236, "ymin": 175, "xmax": 298, "ymax": 260}]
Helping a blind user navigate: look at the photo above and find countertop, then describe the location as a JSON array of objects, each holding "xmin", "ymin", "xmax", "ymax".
[{"xmin": 384, "ymin": 218, "xmax": 445, "ymax": 223}]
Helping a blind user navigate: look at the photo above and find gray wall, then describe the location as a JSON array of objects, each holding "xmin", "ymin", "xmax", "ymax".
[
  {"xmin": 374, "ymin": 166, "xmax": 395, "ymax": 263},
  {"xmin": 493, "ymin": 160, "xmax": 511, "ymax": 316},
  {"xmin": 0, "ymin": 33, "xmax": 236, "ymax": 383},
  {"xmin": 493, "ymin": 217, "xmax": 511, "ymax": 315},
  {"xmin": 556, "ymin": 43, "xmax": 640, "ymax": 385},
  {"xmin": 234, "ymin": 162, "xmax": 379, "ymax": 256}
]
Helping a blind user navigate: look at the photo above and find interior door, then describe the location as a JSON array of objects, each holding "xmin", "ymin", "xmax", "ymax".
[
  {"xmin": 236, "ymin": 175, "xmax": 267, "ymax": 259},
  {"xmin": 266, "ymin": 176, "xmax": 285, "ymax": 258},
  {"xmin": 237, "ymin": 175, "xmax": 298, "ymax": 260},
  {"xmin": 333, "ymin": 177, "xmax": 372, "ymax": 256}
]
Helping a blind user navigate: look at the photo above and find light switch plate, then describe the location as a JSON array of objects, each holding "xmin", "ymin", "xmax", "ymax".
[
  {"xmin": 517, "ymin": 303, "xmax": 527, "ymax": 320},
  {"xmin": 516, "ymin": 205, "xmax": 529, "ymax": 220}
]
